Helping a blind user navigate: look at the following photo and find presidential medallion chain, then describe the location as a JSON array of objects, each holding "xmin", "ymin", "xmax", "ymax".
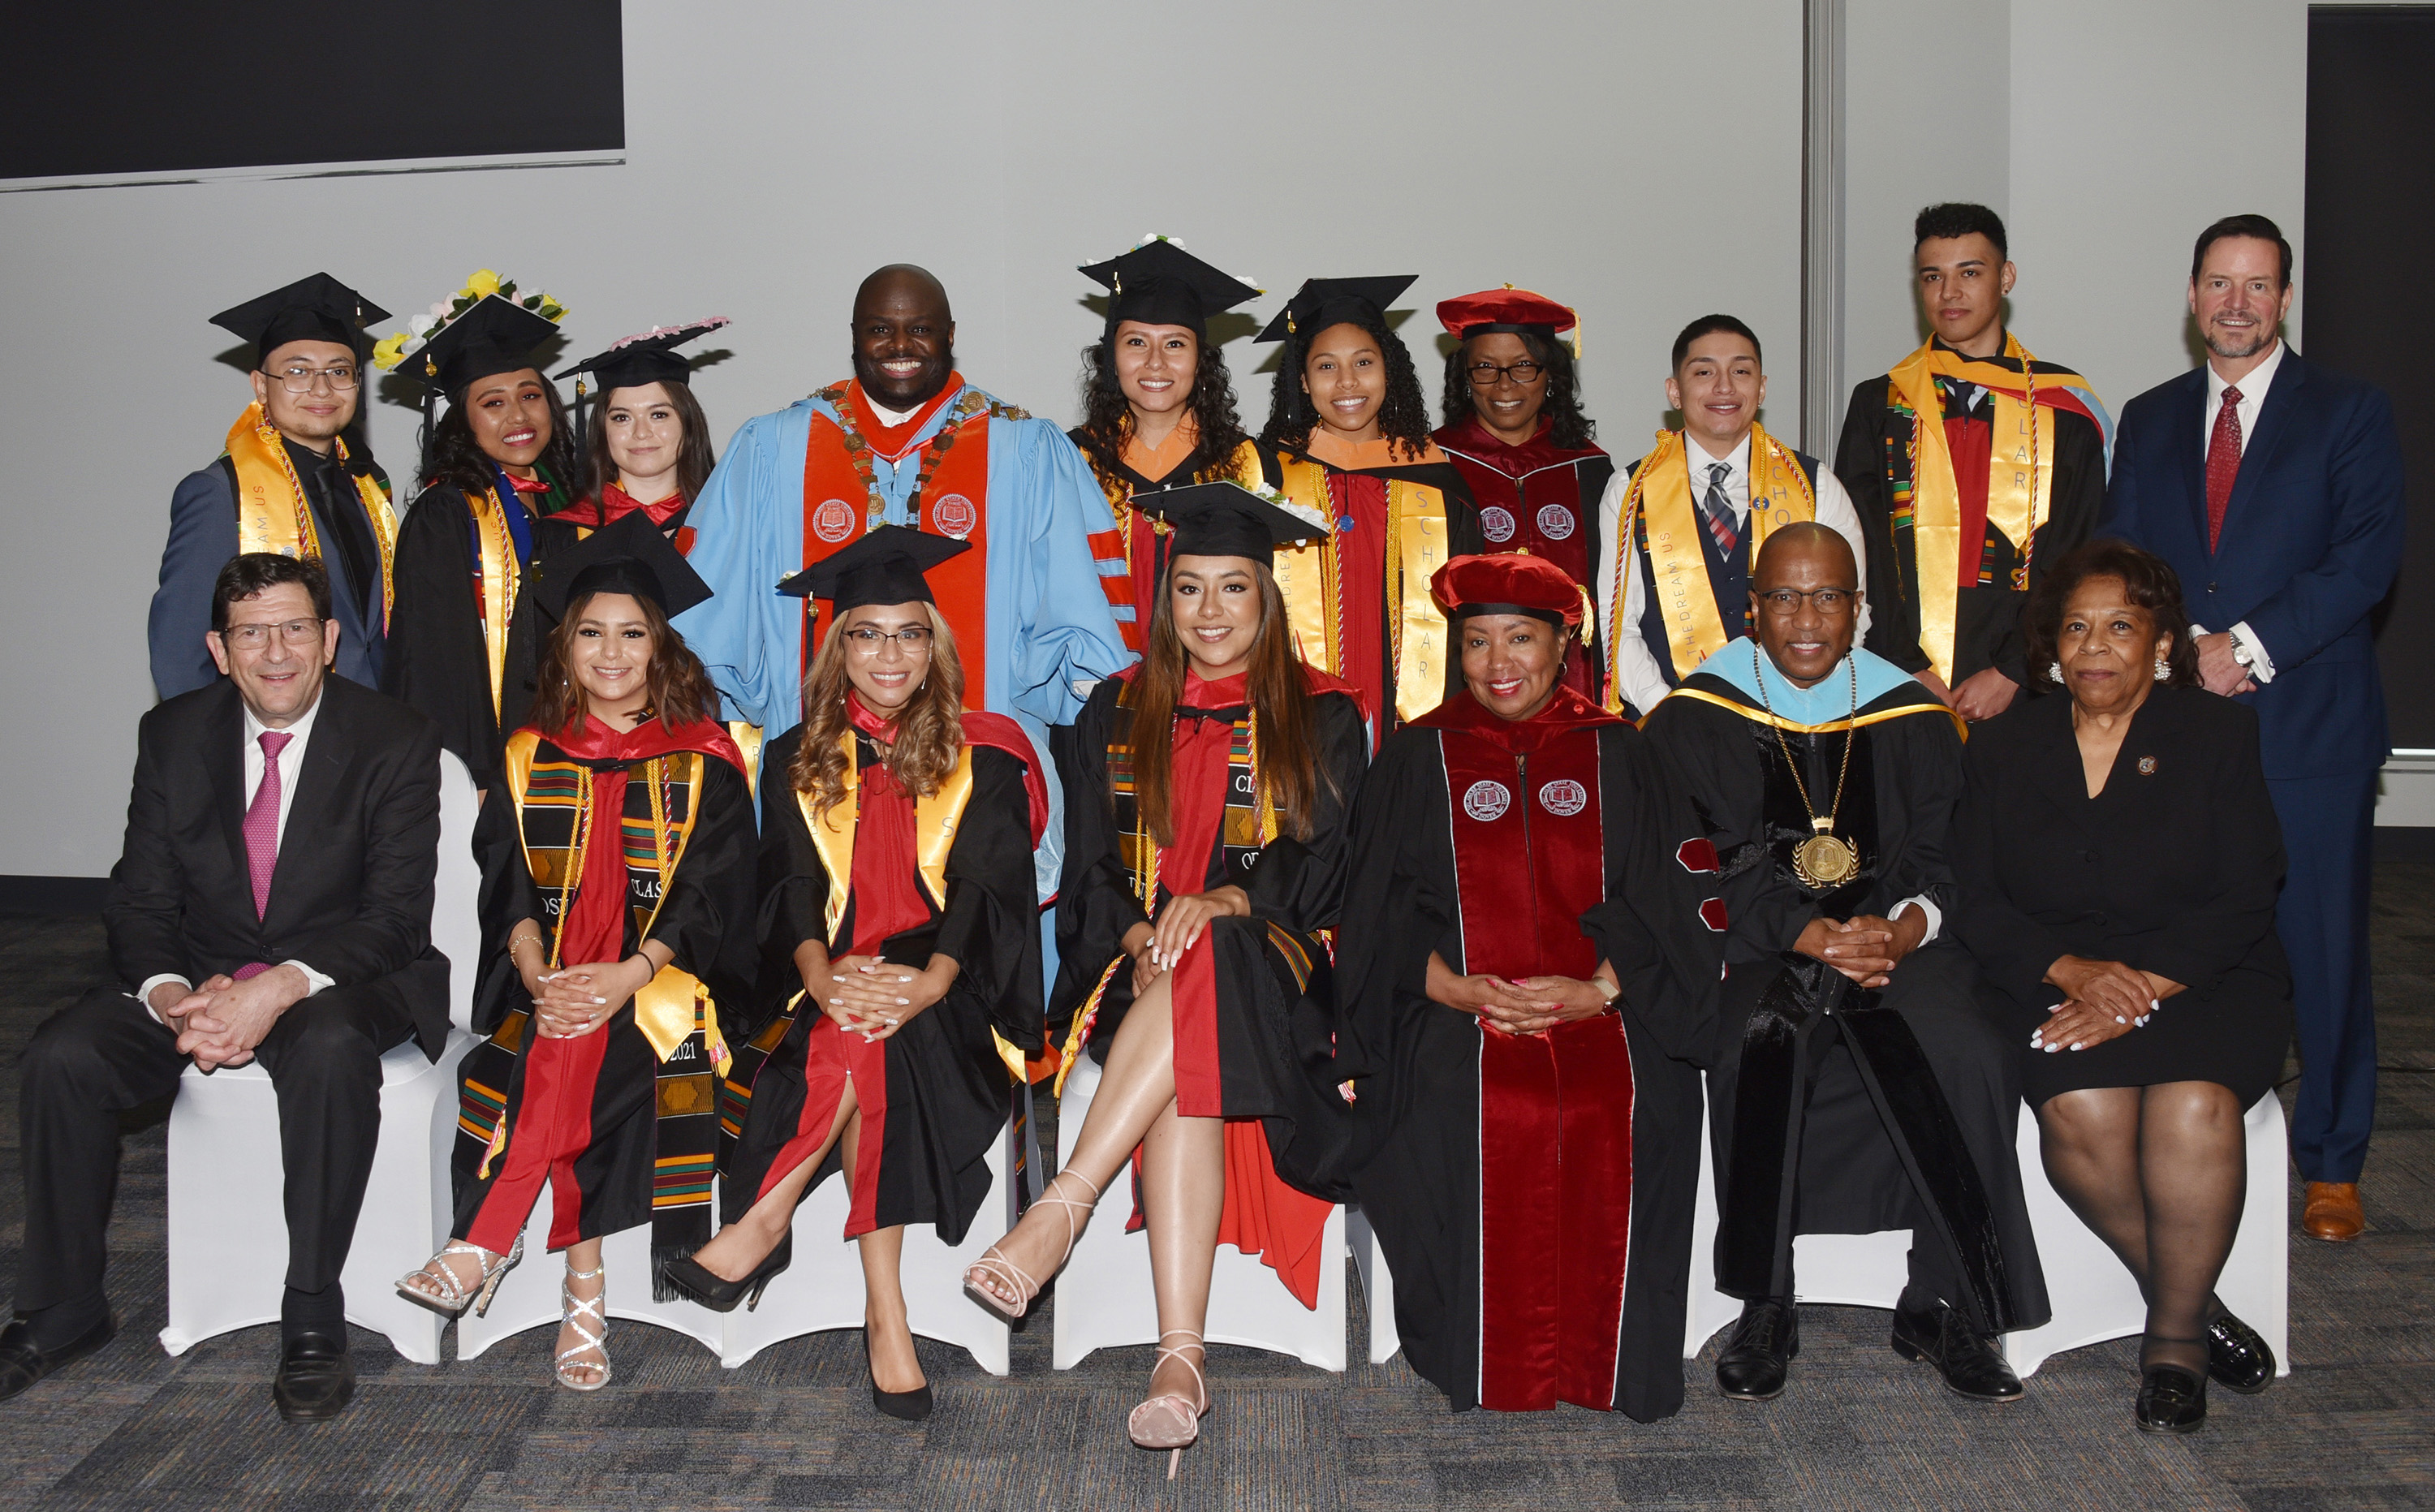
[{"xmin": 1750, "ymin": 641, "xmax": 1860, "ymax": 890}]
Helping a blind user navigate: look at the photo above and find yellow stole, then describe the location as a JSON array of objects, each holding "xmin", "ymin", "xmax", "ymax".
[
  {"xmin": 1267, "ymin": 453, "xmax": 1451, "ymax": 724},
  {"xmin": 1885, "ymin": 334, "xmax": 2094, "ymax": 683},
  {"xmin": 795, "ymin": 735, "xmax": 1028, "ymax": 1083},
  {"xmin": 1604, "ymin": 426, "xmax": 1814, "ymax": 709},
  {"xmin": 222, "ymin": 403, "xmax": 399, "ymax": 631},
  {"xmin": 467, "ymin": 486, "xmax": 523, "ymax": 720}
]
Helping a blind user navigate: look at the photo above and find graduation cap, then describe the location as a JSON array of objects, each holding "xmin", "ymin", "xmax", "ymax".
[
  {"xmin": 1136, "ymin": 480, "xmax": 1329, "ymax": 564},
  {"xmin": 1253, "ymin": 275, "xmax": 1417, "ymax": 344},
  {"xmin": 1429, "ymin": 551, "xmax": 1586, "ymax": 628},
  {"xmin": 1078, "ymin": 239, "xmax": 1261, "ymax": 341},
  {"xmin": 399, "ymin": 295, "xmax": 562, "ymax": 398},
  {"xmin": 210, "ymin": 273, "xmax": 390, "ymax": 364},
  {"xmin": 1437, "ymin": 286, "xmax": 1581, "ymax": 358},
  {"xmin": 776, "ymin": 525, "xmax": 969, "ymax": 614},
  {"xmin": 556, "ymin": 317, "xmax": 730, "ymax": 395},
  {"xmin": 528, "ymin": 510, "xmax": 713, "ymax": 622}
]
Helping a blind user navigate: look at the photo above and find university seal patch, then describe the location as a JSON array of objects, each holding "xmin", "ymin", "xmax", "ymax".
[
  {"xmin": 1536, "ymin": 503, "xmax": 1576, "ymax": 540},
  {"xmin": 812, "ymin": 498, "xmax": 857, "ymax": 544},
  {"xmin": 1480, "ymin": 506, "xmax": 1516, "ymax": 543},
  {"xmin": 1538, "ymin": 779, "xmax": 1588, "ymax": 816},
  {"xmin": 932, "ymin": 493, "xmax": 977, "ymax": 540},
  {"xmin": 1462, "ymin": 780, "xmax": 1511, "ymax": 821}
]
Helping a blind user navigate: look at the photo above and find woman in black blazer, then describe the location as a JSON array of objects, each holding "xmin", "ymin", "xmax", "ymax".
[{"xmin": 1953, "ymin": 540, "xmax": 2291, "ymax": 1437}]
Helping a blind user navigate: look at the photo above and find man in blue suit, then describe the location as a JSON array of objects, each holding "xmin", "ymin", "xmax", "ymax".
[{"xmin": 2101, "ymin": 215, "xmax": 2404, "ymax": 1243}]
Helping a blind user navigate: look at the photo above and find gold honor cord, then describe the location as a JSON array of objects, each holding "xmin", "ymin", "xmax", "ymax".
[{"xmin": 1748, "ymin": 643, "xmax": 1861, "ymax": 889}]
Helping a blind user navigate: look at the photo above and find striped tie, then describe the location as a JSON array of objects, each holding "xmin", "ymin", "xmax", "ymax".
[{"xmin": 1700, "ymin": 463, "xmax": 1738, "ymax": 554}]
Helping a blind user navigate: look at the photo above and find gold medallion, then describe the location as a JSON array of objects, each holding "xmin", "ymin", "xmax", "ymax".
[{"xmin": 1793, "ymin": 833, "xmax": 1858, "ymax": 889}]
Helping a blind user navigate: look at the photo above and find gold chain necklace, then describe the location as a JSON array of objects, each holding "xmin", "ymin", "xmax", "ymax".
[{"xmin": 1749, "ymin": 641, "xmax": 1861, "ymax": 889}]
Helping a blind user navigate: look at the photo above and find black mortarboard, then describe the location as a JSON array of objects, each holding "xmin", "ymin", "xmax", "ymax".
[
  {"xmin": 402, "ymin": 295, "xmax": 562, "ymax": 397},
  {"xmin": 776, "ymin": 525, "xmax": 970, "ymax": 613},
  {"xmin": 556, "ymin": 317, "xmax": 730, "ymax": 395},
  {"xmin": 528, "ymin": 510, "xmax": 713, "ymax": 622},
  {"xmin": 1253, "ymin": 275, "xmax": 1418, "ymax": 343},
  {"xmin": 1078, "ymin": 239, "xmax": 1261, "ymax": 342},
  {"xmin": 210, "ymin": 273, "xmax": 390, "ymax": 364},
  {"xmin": 1136, "ymin": 480, "xmax": 1330, "ymax": 563}
]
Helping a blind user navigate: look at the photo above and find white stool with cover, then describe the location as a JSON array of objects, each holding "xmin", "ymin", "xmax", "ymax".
[
  {"xmin": 1050, "ymin": 1052, "xmax": 1346, "ymax": 1372},
  {"xmin": 158, "ymin": 749, "xmax": 483, "ymax": 1365}
]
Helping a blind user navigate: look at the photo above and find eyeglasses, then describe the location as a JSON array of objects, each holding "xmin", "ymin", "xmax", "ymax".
[
  {"xmin": 843, "ymin": 625, "xmax": 933, "ymax": 652},
  {"xmin": 1756, "ymin": 588, "xmax": 1857, "ymax": 615},
  {"xmin": 267, "ymin": 364, "xmax": 360, "ymax": 394},
  {"xmin": 217, "ymin": 617, "xmax": 325, "ymax": 649},
  {"xmin": 1465, "ymin": 360, "xmax": 1545, "ymax": 387}
]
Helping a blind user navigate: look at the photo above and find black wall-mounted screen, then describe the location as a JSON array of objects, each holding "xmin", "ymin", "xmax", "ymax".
[{"xmin": 3, "ymin": 3, "xmax": 623, "ymax": 181}]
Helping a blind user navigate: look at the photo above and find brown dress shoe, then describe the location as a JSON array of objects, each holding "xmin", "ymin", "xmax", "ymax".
[{"xmin": 2303, "ymin": 1182, "xmax": 2364, "ymax": 1242}]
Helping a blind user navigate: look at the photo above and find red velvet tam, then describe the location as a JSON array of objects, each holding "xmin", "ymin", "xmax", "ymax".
[
  {"xmin": 1435, "ymin": 286, "xmax": 1576, "ymax": 340},
  {"xmin": 1430, "ymin": 551, "xmax": 1584, "ymax": 627}
]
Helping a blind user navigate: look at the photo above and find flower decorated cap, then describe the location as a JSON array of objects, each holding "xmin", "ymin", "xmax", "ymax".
[
  {"xmin": 528, "ymin": 510, "xmax": 713, "ymax": 622},
  {"xmin": 1134, "ymin": 480, "xmax": 1330, "ymax": 564},
  {"xmin": 396, "ymin": 295, "xmax": 564, "ymax": 398},
  {"xmin": 209, "ymin": 273, "xmax": 390, "ymax": 364},
  {"xmin": 1253, "ymin": 275, "xmax": 1418, "ymax": 343},
  {"xmin": 1429, "ymin": 550, "xmax": 1585, "ymax": 628},
  {"xmin": 1078, "ymin": 236, "xmax": 1261, "ymax": 342},
  {"xmin": 1436, "ymin": 285, "xmax": 1580, "ymax": 358},
  {"xmin": 776, "ymin": 525, "xmax": 970, "ymax": 613},
  {"xmin": 556, "ymin": 317, "xmax": 731, "ymax": 394}
]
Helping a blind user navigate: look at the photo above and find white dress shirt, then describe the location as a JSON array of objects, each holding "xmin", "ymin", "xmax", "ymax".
[
  {"xmin": 2192, "ymin": 340, "xmax": 2287, "ymax": 681},
  {"xmin": 140, "ymin": 691, "xmax": 333, "ymax": 1022},
  {"xmin": 1593, "ymin": 430, "xmax": 1873, "ymax": 717}
]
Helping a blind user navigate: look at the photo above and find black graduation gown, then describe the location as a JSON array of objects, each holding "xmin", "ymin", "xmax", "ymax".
[
  {"xmin": 384, "ymin": 481, "xmax": 544, "ymax": 790},
  {"xmin": 1643, "ymin": 670, "xmax": 2050, "ymax": 1334},
  {"xmin": 1336, "ymin": 691, "xmax": 1717, "ymax": 1419},
  {"xmin": 722, "ymin": 726, "xmax": 1041, "ymax": 1245},
  {"xmin": 1050, "ymin": 674, "xmax": 1369, "ymax": 1200}
]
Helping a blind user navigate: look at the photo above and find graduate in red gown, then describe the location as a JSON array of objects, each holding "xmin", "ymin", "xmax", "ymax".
[
  {"xmin": 965, "ymin": 482, "xmax": 1366, "ymax": 1474},
  {"xmin": 1336, "ymin": 552, "xmax": 1722, "ymax": 1420},
  {"xmin": 398, "ymin": 516, "xmax": 756, "ymax": 1392}
]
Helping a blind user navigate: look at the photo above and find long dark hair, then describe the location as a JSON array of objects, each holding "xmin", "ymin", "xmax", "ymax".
[
  {"xmin": 419, "ymin": 368, "xmax": 583, "ymax": 502},
  {"xmin": 1261, "ymin": 311, "xmax": 1433, "ymax": 462},
  {"xmin": 1073, "ymin": 332, "xmax": 1250, "ymax": 494},
  {"xmin": 1438, "ymin": 330, "xmax": 1597, "ymax": 449},
  {"xmin": 529, "ymin": 589, "xmax": 722, "ymax": 735},
  {"xmin": 582, "ymin": 381, "xmax": 717, "ymax": 506},
  {"xmin": 2023, "ymin": 538, "xmax": 2202, "ymax": 692},
  {"xmin": 1124, "ymin": 560, "xmax": 1333, "ymax": 846}
]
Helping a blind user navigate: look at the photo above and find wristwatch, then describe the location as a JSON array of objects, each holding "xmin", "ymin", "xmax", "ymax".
[
  {"xmin": 2228, "ymin": 635, "xmax": 2256, "ymax": 670},
  {"xmin": 1595, "ymin": 977, "xmax": 1622, "ymax": 1006}
]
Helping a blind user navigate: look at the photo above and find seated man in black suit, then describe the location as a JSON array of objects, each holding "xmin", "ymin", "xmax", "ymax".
[{"xmin": 2, "ymin": 554, "xmax": 446, "ymax": 1421}]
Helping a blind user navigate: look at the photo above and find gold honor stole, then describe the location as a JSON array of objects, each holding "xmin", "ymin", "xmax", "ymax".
[
  {"xmin": 1885, "ymin": 334, "xmax": 2094, "ymax": 683},
  {"xmin": 795, "ymin": 737, "xmax": 1028, "ymax": 1083},
  {"xmin": 1267, "ymin": 452, "xmax": 1450, "ymax": 725},
  {"xmin": 1604, "ymin": 426, "xmax": 1814, "ymax": 710},
  {"xmin": 222, "ymin": 403, "xmax": 399, "ymax": 631}
]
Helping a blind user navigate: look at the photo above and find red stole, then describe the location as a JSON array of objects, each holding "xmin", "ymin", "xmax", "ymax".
[
  {"xmin": 1436, "ymin": 417, "xmax": 1602, "ymax": 699},
  {"xmin": 1325, "ymin": 470, "xmax": 1390, "ymax": 745},
  {"xmin": 1944, "ymin": 413, "xmax": 1994, "ymax": 586},
  {"xmin": 541, "ymin": 713, "xmax": 745, "ymax": 967}
]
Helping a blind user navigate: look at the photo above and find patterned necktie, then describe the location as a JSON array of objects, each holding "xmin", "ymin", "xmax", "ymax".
[
  {"xmin": 244, "ymin": 730, "xmax": 293, "ymax": 920},
  {"xmin": 2206, "ymin": 385, "xmax": 2244, "ymax": 551},
  {"xmin": 1700, "ymin": 463, "xmax": 1738, "ymax": 554}
]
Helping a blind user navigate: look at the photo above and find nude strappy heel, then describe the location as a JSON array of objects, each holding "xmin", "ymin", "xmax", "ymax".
[
  {"xmin": 555, "ymin": 1262, "xmax": 611, "ymax": 1392},
  {"xmin": 962, "ymin": 1169, "xmax": 1102, "ymax": 1323},
  {"xmin": 1128, "ymin": 1328, "xmax": 1209, "ymax": 1479},
  {"xmin": 394, "ymin": 1234, "xmax": 525, "ymax": 1319}
]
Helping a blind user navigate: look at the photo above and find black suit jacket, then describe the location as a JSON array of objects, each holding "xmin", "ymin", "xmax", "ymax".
[{"xmin": 105, "ymin": 674, "xmax": 451, "ymax": 1055}]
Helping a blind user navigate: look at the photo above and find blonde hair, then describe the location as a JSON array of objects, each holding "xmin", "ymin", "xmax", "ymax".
[{"xmin": 790, "ymin": 602, "xmax": 968, "ymax": 817}]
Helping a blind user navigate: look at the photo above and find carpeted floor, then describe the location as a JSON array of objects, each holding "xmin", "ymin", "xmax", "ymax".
[{"xmin": 2, "ymin": 864, "xmax": 2431, "ymax": 1510}]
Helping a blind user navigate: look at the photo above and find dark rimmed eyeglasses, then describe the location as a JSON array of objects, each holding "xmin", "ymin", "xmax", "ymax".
[
  {"xmin": 216, "ymin": 617, "xmax": 326, "ymax": 649},
  {"xmin": 1464, "ymin": 360, "xmax": 1546, "ymax": 387}
]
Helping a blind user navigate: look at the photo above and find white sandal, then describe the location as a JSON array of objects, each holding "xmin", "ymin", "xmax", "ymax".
[
  {"xmin": 395, "ymin": 1234, "xmax": 524, "ymax": 1319},
  {"xmin": 963, "ymin": 1169, "xmax": 1102, "ymax": 1322},
  {"xmin": 555, "ymin": 1263, "xmax": 612, "ymax": 1392},
  {"xmin": 1127, "ymin": 1328, "xmax": 1209, "ymax": 1479}
]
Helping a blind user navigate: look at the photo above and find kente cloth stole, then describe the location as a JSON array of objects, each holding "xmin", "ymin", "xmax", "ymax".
[
  {"xmin": 799, "ymin": 387, "xmax": 997, "ymax": 700},
  {"xmin": 1053, "ymin": 683, "xmax": 1282, "ymax": 1092},
  {"xmin": 1437, "ymin": 726, "xmax": 1606, "ymax": 981},
  {"xmin": 1101, "ymin": 438, "xmax": 1263, "ymax": 652},
  {"xmin": 457, "ymin": 731, "xmax": 728, "ymax": 1253},
  {"xmin": 1602, "ymin": 426, "xmax": 1813, "ymax": 709},
  {"xmin": 222, "ymin": 403, "xmax": 399, "ymax": 631},
  {"xmin": 1267, "ymin": 452, "xmax": 1450, "ymax": 725},
  {"xmin": 1882, "ymin": 334, "xmax": 2096, "ymax": 683}
]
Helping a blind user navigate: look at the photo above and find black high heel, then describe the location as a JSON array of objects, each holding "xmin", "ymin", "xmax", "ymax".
[
  {"xmin": 657, "ymin": 1233, "xmax": 793, "ymax": 1313},
  {"xmin": 868, "ymin": 1327, "xmax": 933, "ymax": 1420}
]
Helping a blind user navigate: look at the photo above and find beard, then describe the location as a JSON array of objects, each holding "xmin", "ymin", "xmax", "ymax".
[
  {"xmin": 853, "ymin": 345, "xmax": 955, "ymax": 408},
  {"xmin": 2202, "ymin": 316, "xmax": 2274, "ymax": 360}
]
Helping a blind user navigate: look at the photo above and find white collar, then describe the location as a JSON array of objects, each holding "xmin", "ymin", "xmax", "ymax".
[
  {"xmin": 242, "ymin": 683, "xmax": 325, "ymax": 749},
  {"xmin": 1683, "ymin": 429, "xmax": 1754, "ymax": 474},
  {"xmin": 2207, "ymin": 339, "xmax": 2286, "ymax": 406}
]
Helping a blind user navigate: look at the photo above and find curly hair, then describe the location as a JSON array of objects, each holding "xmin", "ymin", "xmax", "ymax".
[
  {"xmin": 1261, "ymin": 311, "xmax": 1433, "ymax": 461},
  {"xmin": 580, "ymin": 381, "xmax": 717, "ymax": 510},
  {"xmin": 1438, "ymin": 330, "xmax": 1596, "ymax": 449},
  {"xmin": 789, "ymin": 604, "xmax": 969, "ymax": 820},
  {"xmin": 1072, "ymin": 330, "xmax": 1250, "ymax": 494},
  {"xmin": 2023, "ymin": 538, "xmax": 2201, "ymax": 693},
  {"xmin": 419, "ymin": 368, "xmax": 584, "ymax": 502},
  {"xmin": 527, "ymin": 589, "xmax": 722, "ymax": 736}
]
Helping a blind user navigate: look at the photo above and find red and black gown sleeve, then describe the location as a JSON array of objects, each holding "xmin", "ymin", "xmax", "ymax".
[{"xmin": 383, "ymin": 485, "xmax": 506, "ymax": 789}]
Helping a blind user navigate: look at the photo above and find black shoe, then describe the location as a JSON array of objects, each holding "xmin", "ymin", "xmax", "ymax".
[
  {"xmin": 870, "ymin": 1375, "xmax": 934, "ymax": 1421},
  {"xmin": 2135, "ymin": 1363, "xmax": 2208, "ymax": 1433},
  {"xmin": 1715, "ymin": 1299, "xmax": 1799, "ymax": 1401},
  {"xmin": 272, "ymin": 1330, "xmax": 356, "ymax": 1422},
  {"xmin": 0, "ymin": 1309, "xmax": 118, "ymax": 1401},
  {"xmin": 1890, "ymin": 1297, "xmax": 2023, "ymax": 1402},
  {"xmin": 657, "ymin": 1233, "xmax": 793, "ymax": 1314},
  {"xmin": 2204, "ymin": 1311, "xmax": 2275, "ymax": 1394}
]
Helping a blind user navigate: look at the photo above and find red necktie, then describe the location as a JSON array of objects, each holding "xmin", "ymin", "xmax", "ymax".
[
  {"xmin": 2205, "ymin": 385, "xmax": 2243, "ymax": 551},
  {"xmin": 244, "ymin": 730, "xmax": 293, "ymax": 920}
]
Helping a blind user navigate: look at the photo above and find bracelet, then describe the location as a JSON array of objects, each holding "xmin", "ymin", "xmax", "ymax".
[{"xmin": 508, "ymin": 929, "xmax": 545, "ymax": 962}]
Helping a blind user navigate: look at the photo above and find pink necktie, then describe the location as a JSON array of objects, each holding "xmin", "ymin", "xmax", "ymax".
[
  {"xmin": 245, "ymin": 730, "xmax": 293, "ymax": 920},
  {"xmin": 2206, "ymin": 385, "xmax": 2243, "ymax": 551}
]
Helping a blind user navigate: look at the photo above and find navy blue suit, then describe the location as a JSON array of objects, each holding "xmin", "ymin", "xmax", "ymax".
[{"xmin": 2100, "ymin": 347, "xmax": 2404, "ymax": 1182}]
